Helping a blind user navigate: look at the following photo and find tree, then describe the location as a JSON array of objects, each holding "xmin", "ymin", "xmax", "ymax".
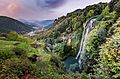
[
  {"xmin": 87, "ymin": 10, "xmax": 94, "ymax": 18},
  {"xmin": 114, "ymin": 1, "xmax": 120, "ymax": 15},
  {"xmin": 97, "ymin": 6, "xmax": 110, "ymax": 21},
  {"xmin": 109, "ymin": 0, "xmax": 120, "ymax": 12},
  {"xmin": 101, "ymin": 6, "xmax": 110, "ymax": 16},
  {"xmin": 7, "ymin": 32, "xmax": 18, "ymax": 41}
]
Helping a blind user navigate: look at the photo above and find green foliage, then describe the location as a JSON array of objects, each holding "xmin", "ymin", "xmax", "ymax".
[
  {"xmin": 0, "ymin": 34, "xmax": 83, "ymax": 79},
  {"xmin": 7, "ymin": 32, "xmax": 33, "ymax": 43},
  {"xmin": 109, "ymin": 0, "xmax": 120, "ymax": 15},
  {"xmin": 38, "ymin": 3, "xmax": 107, "ymax": 39},
  {"xmin": 108, "ymin": 0, "xmax": 119, "ymax": 12},
  {"xmin": 37, "ymin": 3, "xmax": 107, "ymax": 61},
  {"xmin": 12, "ymin": 47, "xmax": 27, "ymax": 58},
  {"xmin": 0, "ymin": 58, "xmax": 37, "ymax": 79},
  {"xmin": 85, "ymin": 21, "xmax": 112, "ymax": 58},
  {"xmin": 0, "ymin": 50, "xmax": 15, "ymax": 60},
  {"xmin": 87, "ymin": 10, "xmax": 94, "ymax": 18},
  {"xmin": 7, "ymin": 32, "xmax": 19, "ymax": 41},
  {"xmin": 53, "ymin": 42, "xmax": 66, "ymax": 56},
  {"xmin": 84, "ymin": 9, "xmax": 120, "ymax": 78},
  {"xmin": 93, "ymin": 25, "xmax": 120, "ymax": 79},
  {"xmin": 0, "ymin": 16, "xmax": 33, "ymax": 33},
  {"xmin": 50, "ymin": 55, "xmax": 65, "ymax": 74},
  {"xmin": 114, "ymin": 1, "xmax": 120, "ymax": 14},
  {"xmin": 16, "ymin": 43, "xmax": 38, "ymax": 57},
  {"xmin": 97, "ymin": 6, "xmax": 110, "ymax": 21},
  {"xmin": 1, "ymin": 1, "xmax": 120, "ymax": 79},
  {"xmin": 0, "ymin": 40, "xmax": 16, "ymax": 60}
]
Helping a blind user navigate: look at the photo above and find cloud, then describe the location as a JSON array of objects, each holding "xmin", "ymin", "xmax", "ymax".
[
  {"xmin": 36, "ymin": 0, "xmax": 66, "ymax": 8},
  {"xmin": 0, "ymin": 0, "xmax": 111, "ymax": 20},
  {"xmin": 0, "ymin": 0, "xmax": 20, "ymax": 16},
  {"xmin": 19, "ymin": 0, "xmax": 66, "ymax": 11},
  {"xmin": 7, "ymin": 3, "xmax": 18, "ymax": 14},
  {"xmin": 9, "ymin": 0, "xmax": 66, "ymax": 20}
]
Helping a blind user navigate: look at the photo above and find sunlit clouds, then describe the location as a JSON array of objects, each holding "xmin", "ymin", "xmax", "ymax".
[
  {"xmin": 0, "ymin": 0, "xmax": 111, "ymax": 20},
  {"xmin": 7, "ymin": 3, "xmax": 18, "ymax": 14}
]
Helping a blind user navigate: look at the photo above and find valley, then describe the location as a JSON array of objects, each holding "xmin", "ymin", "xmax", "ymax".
[{"xmin": 0, "ymin": 0, "xmax": 120, "ymax": 79}]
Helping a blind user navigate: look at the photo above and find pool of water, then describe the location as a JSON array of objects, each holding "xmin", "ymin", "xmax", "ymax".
[{"xmin": 64, "ymin": 56, "xmax": 80, "ymax": 72}]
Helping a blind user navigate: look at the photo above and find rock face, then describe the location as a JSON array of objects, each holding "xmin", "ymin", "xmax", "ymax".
[
  {"xmin": 45, "ymin": 43, "xmax": 53, "ymax": 52},
  {"xmin": 0, "ymin": 16, "xmax": 33, "ymax": 33}
]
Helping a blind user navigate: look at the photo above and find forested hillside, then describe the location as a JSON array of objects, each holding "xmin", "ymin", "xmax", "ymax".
[
  {"xmin": 0, "ymin": 0, "xmax": 120, "ymax": 79},
  {"xmin": 37, "ymin": 0, "xmax": 120, "ymax": 78},
  {"xmin": 0, "ymin": 16, "xmax": 33, "ymax": 33},
  {"xmin": 38, "ymin": 3, "xmax": 107, "ymax": 58}
]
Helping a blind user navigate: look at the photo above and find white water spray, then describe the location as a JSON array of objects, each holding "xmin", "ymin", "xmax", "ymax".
[{"xmin": 76, "ymin": 19, "xmax": 96, "ymax": 69}]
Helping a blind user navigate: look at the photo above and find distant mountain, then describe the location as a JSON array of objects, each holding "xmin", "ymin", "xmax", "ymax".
[
  {"xmin": 0, "ymin": 16, "xmax": 34, "ymax": 33},
  {"xmin": 37, "ymin": 20, "xmax": 54, "ymax": 26},
  {"xmin": 19, "ymin": 19, "xmax": 54, "ymax": 29}
]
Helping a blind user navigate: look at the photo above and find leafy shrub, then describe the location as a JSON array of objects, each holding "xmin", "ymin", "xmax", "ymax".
[
  {"xmin": 50, "ymin": 55, "xmax": 65, "ymax": 74},
  {"xmin": 108, "ymin": 0, "xmax": 119, "ymax": 11},
  {"xmin": 7, "ymin": 32, "xmax": 33, "ymax": 43},
  {"xmin": 7, "ymin": 32, "xmax": 18, "ymax": 41},
  {"xmin": 87, "ymin": 10, "xmax": 94, "ymax": 18},
  {"xmin": 12, "ymin": 47, "xmax": 27, "ymax": 58},
  {"xmin": 0, "ymin": 50, "xmax": 15, "ymax": 60},
  {"xmin": 84, "ymin": 20, "xmax": 113, "ymax": 76},
  {"xmin": 114, "ymin": 1, "xmax": 120, "ymax": 15},
  {"xmin": 97, "ymin": 6, "xmax": 110, "ymax": 21},
  {"xmin": 53, "ymin": 42, "xmax": 66, "ymax": 56},
  {"xmin": 0, "ymin": 58, "xmax": 37, "ymax": 79},
  {"xmin": 16, "ymin": 43, "xmax": 38, "ymax": 56}
]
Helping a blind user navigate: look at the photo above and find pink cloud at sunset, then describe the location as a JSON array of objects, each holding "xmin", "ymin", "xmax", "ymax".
[{"xmin": 0, "ymin": 0, "xmax": 111, "ymax": 20}]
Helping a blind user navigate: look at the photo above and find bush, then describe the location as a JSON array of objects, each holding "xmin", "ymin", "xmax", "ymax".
[
  {"xmin": 0, "ymin": 51, "xmax": 15, "ymax": 60},
  {"xmin": 53, "ymin": 42, "xmax": 66, "ymax": 56},
  {"xmin": 16, "ymin": 43, "xmax": 38, "ymax": 56},
  {"xmin": 7, "ymin": 32, "xmax": 33, "ymax": 43},
  {"xmin": 87, "ymin": 10, "xmax": 94, "ymax": 18},
  {"xmin": 7, "ymin": 32, "xmax": 18, "ymax": 41},
  {"xmin": 12, "ymin": 47, "xmax": 27, "ymax": 58},
  {"xmin": 0, "ymin": 58, "xmax": 37, "ymax": 79},
  {"xmin": 50, "ymin": 55, "xmax": 65, "ymax": 74},
  {"xmin": 84, "ymin": 21, "xmax": 113, "ymax": 76},
  {"xmin": 114, "ymin": 1, "xmax": 120, "ymax": 15},
  {"xmin": 97, "ymin": 6, "xmax": 110, "ymax": 21}
]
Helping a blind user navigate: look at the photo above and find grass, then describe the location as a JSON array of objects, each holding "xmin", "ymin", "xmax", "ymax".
[
  {"xmin": 0, "ymin": 40, "xmax": 17, "ymax": 51},
  {"xmin": 0, "ymin": 36, "xmax": 52, "ymax": 62}
]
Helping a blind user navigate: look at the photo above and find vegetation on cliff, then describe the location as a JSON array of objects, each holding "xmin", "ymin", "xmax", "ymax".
[{"xmin": 0, "ymin": 0, "xmax": 120, "ymax": 79}]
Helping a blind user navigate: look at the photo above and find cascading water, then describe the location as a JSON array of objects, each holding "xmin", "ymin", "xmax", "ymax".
[
  {"xmin": 64, "ymin": 19, "xmax": 96, "ymax": 72},
  {"xmin": 76, "ymin": 19, "xmax": 96, "ymax": 69}
]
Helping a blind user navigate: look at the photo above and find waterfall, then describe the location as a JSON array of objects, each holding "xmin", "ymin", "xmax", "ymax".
[
  {"xmin": 76, "ymin": 25, "xmax": 85, "ymax": 59},
  {"xmin": 76, "ymin": 19, "xmax": 96, "ymax": 69}
]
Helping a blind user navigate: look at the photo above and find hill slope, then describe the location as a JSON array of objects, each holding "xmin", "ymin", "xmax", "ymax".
[
  {"xmin": 37, "ymin": 1, "xmax": 120, "ymax": 79},
  {"xmin": 0, "ymin": 16, "xmax": 33, "ymax": 33},
  {"xmin": 0, "ymin": 0, "xmax": 120, "ymax": 79},
  {"xmin": 38, "ymin": 3, "xmax": 107, "ymax": 39}
]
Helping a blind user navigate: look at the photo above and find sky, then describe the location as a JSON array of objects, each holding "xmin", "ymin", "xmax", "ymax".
[{"xmin": 0, "ymin": 0, "xmax": 111, "ymax": 20}]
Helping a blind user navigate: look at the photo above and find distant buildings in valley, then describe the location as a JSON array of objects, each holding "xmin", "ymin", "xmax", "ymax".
[{"xmin": 26, "ymin": 27, "xmax": 47, "ymax": 37}]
